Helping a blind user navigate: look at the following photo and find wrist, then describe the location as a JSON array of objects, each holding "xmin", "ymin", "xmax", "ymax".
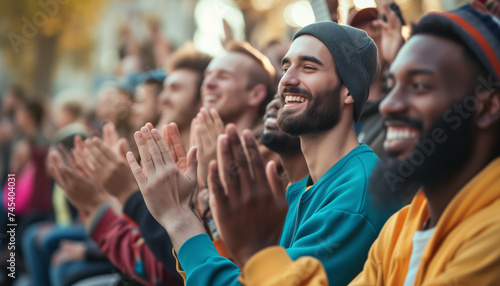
[
  {"xmin": 234, "ymin": 244, "xmax": 272, "ymax": 268},
  {"xmin": 116, "ymin": 185, "xmax": 138, "ymax": 206},
  {"xmin": 82, "ymin": 192, "xmax": 108, "ymax": 215},
  {"xmin": 163, "ymin": 210, "xmax": 207, "ymax": 252}
]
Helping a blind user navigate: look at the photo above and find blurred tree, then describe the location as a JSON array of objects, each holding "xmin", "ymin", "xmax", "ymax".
[{"xmin": 0, "ymin": 0, "xmax": 110, "ymax": 96}]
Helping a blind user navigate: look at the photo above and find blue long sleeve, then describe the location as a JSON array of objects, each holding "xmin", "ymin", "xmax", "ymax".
[{"xmin": 178, "ymin": 234, "xmax": 242, "ymax": 286}]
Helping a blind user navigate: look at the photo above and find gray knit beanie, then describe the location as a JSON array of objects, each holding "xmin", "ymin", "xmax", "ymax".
[{"xmin": 293, "ymin": 21, "xmax": 380, "ymax": 121}]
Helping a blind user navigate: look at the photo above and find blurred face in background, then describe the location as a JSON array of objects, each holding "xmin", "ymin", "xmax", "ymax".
[
  {"xmin": 158, "ymin": 68, "xmax": 201, "ymax": 130},
  {"xmin": 14, "ymin": 103, "xmax": 33, "ymax": 132},
  {"xmin": 201, "ymin": 52, "xmax": 255, "ymax": 122},
  {"xmin": 96, "ymin": 87, "xmax": 133, "ymax": 127},
  {"xmin": 52, "ymin": 105, "xmax": 77, "ymax": 129},
  {"xmin": 131, "ymin": 82, "xmax": 161, "ymax": 129}
]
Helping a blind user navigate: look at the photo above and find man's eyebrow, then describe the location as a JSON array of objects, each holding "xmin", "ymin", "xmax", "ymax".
[
  {"xmin": 281, "ymin": 55, "xmax": 324, "ymax": 67},
  {"xmin": 407, "ymin": 69, "xmax": 435, "ymax": 76},
  {"xmin": 281, "ymin": 57, "xmax": 290, "ymax": 67},
  {"xmin": 299, "ymin": 55, "xmax": 324, "ymax": 66}
]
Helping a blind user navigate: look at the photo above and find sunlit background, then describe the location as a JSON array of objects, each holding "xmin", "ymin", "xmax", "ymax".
[{"xmin": 0, "ymin": 0, "xmax": 470, "ymax": 98}]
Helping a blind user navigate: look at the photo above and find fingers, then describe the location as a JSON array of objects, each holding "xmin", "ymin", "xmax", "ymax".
[
  {"xmin": 145, "ymin": 122, "xmax": 154, "ymax": 131},
  {"xmin": 266, "ymin": 161, "xmax": 286, "ymax": 204},
  {"xmin": 200, "ymin": 107, "xmax": 218, "ymax": 138},
  {"xmin": 92, "ymin": 138, "xmax": 116, "ymax": 162},
  {"xmin": 208, "ymin": 160, "xmax": 228, "ymax": 209},
  {"xmin": 167, "ymin": 123, "xmax": 187, "ymax": 163},
  {"xmin": 142, "ymin": 126, "xmax": 167, "ymax": 167},
  {"xmin": 151, "ymin": 127, "xmax": 175, "ymax": 166},
  {"xmin": 189, "ymin": 118, "xmax": 197, "ymax": 149},
  {"xmin": 102, "ymin": 122, "xmax": 118, "ymax": 148},
  {"xmin": 48, "ymin": 151, "xmax": 66, "ymax": 189},
  {"xmin": 194, "ymin": 124, "xmax": 204, "ymax": 153},
  {"xmin": 57, "ymin": 144, "xmax": 75, "ymax": 168},
  {"xmin": 162, "ymin": 124, "xmax": 178, "ymax": 162},
  {"xmin": 185, "ymin": 146, "xmax": 198, "ymax": 183},
  {"xmin": 85, "ymin": 138, "xmax": 105, "ymax": 167},
  {"xmin": 197, "ymin": 112, "xmax": 212, "ymax": 147},
  {"xmin": 227, "ymin": 125, "xmax": 252, "ymax": 186},
  {"xmin": 216, "ymin": 135, "xmax": 230, "ymax": 194},
  {"xmin": 74, "ymin": 135, "xmax": 84, "ymax": 152},
  {"xmin": 371, "ymin": 19, "xmax": 388, "ymax": 29},
  {"xmin": 210, "ymin": 109, "xmax": 225, "ymax": 134},
  {"xmin": 69, "ymin": 156, "xmax": 91, "ymax": 179},
  {"xmin": 492, "ymin": 2, "xmax": 500, "ymax": 15},
  {"xmin": 217, "ymin": 125, "xmax": 246, "ymax": 202},
  {"xmin": 134, "ymin": 131, "xmax": 155, "ymax": 175},
  {"xmin": 126, "ymin": 151, "xmax": 148, "ymax": 188},
  {"xmin": 117, "ymin": 138, "xmax": 130, "ymax": 159},
  {"xmin": 242, "ymin": 130, "xmax": 265, "ymax": 184},
  {"xmin": 471, "ymin": 0, "xmax": 489, "ymax": 13},
  {"xmin": 382, "ymin": 3, "xmax": 399, "ymax": 28},
  {"xmin": 71, "ymin": 143, "xmax": 94, "ymax": 178}
]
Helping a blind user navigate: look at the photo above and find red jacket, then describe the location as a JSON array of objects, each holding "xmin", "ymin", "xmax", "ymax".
[{"xmin": 88, "ymin": 206, "xmax": 182, "ymax": 286}]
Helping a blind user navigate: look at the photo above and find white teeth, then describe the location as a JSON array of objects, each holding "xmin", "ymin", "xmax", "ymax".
[
  {"xmin": 204, "ymin": 95, "xmax": 217, "ymax": 102},
  {"xmin": 265, "ymin": 117, "xmax": 277, "ymax": 124},
  {"xmin": 387, "ymin": 127, "xmax": 418, "ymax": 140},
  {"xmin": 285, "ymin": 95, "xmax": 307, "ymax": 104}
]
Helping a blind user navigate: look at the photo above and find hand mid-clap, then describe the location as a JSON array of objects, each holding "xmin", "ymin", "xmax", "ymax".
[
  {"xmin": 208, "ymin": 124, "xmax": 288, "ymax": 268},
  {"xmin": 76, "ymin": 123, "xmax": 137, "ymax": 206},
  {"xmin": 47, "ymin": 149, "xmax": 108, "ymax": 216},
  {"xmin": 127, "ymin": 124, "xmax": 207, "ymax": 251},
  {"xmin": 190, "ymin": 107, "xmax": 225, "ymax": 187}
]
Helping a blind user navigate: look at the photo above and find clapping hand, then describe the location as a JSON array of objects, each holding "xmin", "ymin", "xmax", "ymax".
[
  {"xmin": 208, "ymin": 125, "xmax": 288, "ymax": 268},
  {"xmin": 127, "ymin": 124, "xmax": 206, "ymax": 251}
]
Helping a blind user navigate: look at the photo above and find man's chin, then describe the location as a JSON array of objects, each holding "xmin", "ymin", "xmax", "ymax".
[
  {"xmin": 384, "ymin": 150, "xmax": 413, "ymax": 161},
  {"xmin": 368, "ymin": 157, "xmax": 421, "ymax": 206}
]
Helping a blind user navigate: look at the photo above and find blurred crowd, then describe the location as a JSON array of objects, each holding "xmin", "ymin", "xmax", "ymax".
[{"xmin": 0, "ymin": 0, "xmax": 499, "ymax": 285}]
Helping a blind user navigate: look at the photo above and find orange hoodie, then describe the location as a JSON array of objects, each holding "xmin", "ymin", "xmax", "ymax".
[{"xmin": 240, "ymin": 158, "xmax": 500, "ymax": 285}]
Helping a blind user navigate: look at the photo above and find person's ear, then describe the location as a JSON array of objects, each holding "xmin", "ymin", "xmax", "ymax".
[
  {"xmin": 248, "ymin": 84, "xmax": 267, "ymax": 108},
  {"xmin": 344, "ymin": 95, "xmax": 355, "ymax": 105},
  {"xmin": 476, "ymin": 90, "xmax": 500, "ymax": 129},
  {"xmin": 341, "ymin": 85, "xmax": 354, "ymax": 105}
]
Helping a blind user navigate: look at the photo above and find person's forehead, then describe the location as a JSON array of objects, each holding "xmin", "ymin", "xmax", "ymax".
[
  {"xmin": 390, "ymin": 34, "xmax": 466, "ymax": 77},
  {"xmin": 166, "ymin": 69, "xmax": 198, "ymax": 85},
  {"xmin": 284, "ymin": 35, "xmax": 333, "ymax": 64},
  {"xmin": 207, "ymin": 52, "xmax": 252, "ymax": 73}
]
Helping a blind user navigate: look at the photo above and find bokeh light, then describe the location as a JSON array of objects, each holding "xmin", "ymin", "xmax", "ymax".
[
  {"xmin": 353, "ymin": 0, "xmax": 377, "ymax": 10},
  {"xmin": 284, "ymin": 1, "xmax": 316, "ymax": 28}
]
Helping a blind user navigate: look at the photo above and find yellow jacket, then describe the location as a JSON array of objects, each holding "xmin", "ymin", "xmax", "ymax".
[{"xmin": 240, "ymin": 158, "xmax": 500, "ymax": 285}]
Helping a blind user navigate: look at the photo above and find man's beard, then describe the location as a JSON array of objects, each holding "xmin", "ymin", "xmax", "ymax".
[
  {"xmin": 277, "ymin": 84, "xmax": 343, "ymax": 136},
  {"xmin": 261, "ymin": 131, "xmax": 301, "ymax": 155},
  {"xmin": 369, "ymin": 99, "xmax": 475, "ymax": 206}
]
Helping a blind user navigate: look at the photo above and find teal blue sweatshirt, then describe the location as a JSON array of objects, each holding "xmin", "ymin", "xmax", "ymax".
[{"xmin": 177, "ymin": 144, "xmax": 402, "ymax": 285}]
